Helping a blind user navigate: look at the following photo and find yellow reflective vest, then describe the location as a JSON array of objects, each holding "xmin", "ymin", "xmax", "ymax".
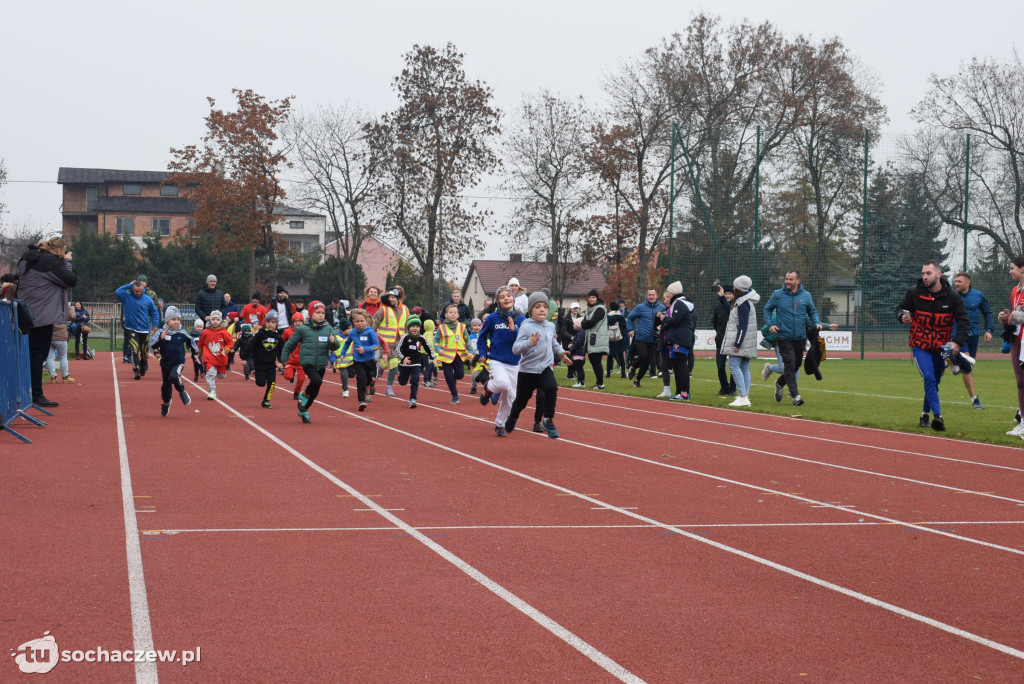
[
  {"xmin": 376, "ymin": 304, "xmax": 409, "ymax": 345},
  {"xmin": 435, "ymin": 321, "xmax": 468, "ymax": 363}
]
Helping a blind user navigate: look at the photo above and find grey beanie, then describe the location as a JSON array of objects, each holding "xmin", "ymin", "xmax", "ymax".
[
  {"xmin": 733, "ymin": 275, "xmax": 753, "ymax": 291},
  {"xmin": 206, "ymin": 274, "xmax": 218, "ymax": 284},
  {"xmin": 164, "ymin": 306, "xmax": 182, "ymax": 320},
  {"xmin": 264, "ymin": 310, "xmax": 278, "ymax": 322},
  {"xmin": 527, "ymin": 291, "xmax": 549, "ymax": 314}
]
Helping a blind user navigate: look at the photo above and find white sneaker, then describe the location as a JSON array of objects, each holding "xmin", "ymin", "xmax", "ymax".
[
  {"xmin": 207, "ymin": 390, "xmax": 217, "ymax": 401},
  {"xmin": 761, "ymin": 363, "xmax": 772, "ymax": 381},
  {"xmin": 572, "ymin": 382, "xmax": 585, "ymax": 388},
  {"xmin": 1007, "ymin": 423, "xmax": 1024, "ymax": 436},
  {"xmin": 342, "ymin": 390, "xmax": 349, "ymax": 398},
  {"xmin": 729, "ymin": 396, "xmax": 751, "ymax": 407},
  {"xmin": 658, "ymin": 388, "xmax": 672, "ymax": 398}
]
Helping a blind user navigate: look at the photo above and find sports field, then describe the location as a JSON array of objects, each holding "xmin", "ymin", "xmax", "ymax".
[{"xmin": 4, "ymin": 352, "xmax": 1024, "ymax": 682}]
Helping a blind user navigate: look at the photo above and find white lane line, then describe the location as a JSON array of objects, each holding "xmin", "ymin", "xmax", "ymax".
[
  {"xmin": 564, "ymin": 410, "xmax": 1024, "ymax": 509},
  {"xmin": 406, "ymin": 402, "xmax": 1024, "ymax": 557},
  {"xmin": 309, "ymin": 397, "xmax": 1024, "ymax": 662},
  {"xmin": 151, "ymin": 520, "xmax": 1024, "ymax": 534},
  {"xmin": 558, "ymin": 393, "xmax": 1024, "ymax": 470},
  {"xmin": 111, "ymin": 355, "xmax": 158, "ymax": 684},
  {"xmin": 196, "ymin": 381, "xmax": 645, "ymax": 684}
]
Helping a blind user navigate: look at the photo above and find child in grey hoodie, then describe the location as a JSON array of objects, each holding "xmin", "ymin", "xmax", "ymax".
[{"xmin": 504, "ymin": 292, "xmax": 572, "ymax": 438}]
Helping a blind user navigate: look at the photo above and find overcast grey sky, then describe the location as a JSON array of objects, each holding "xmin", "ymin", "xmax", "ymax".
[{"xmin": 2, "ymin": 0, "xmax": 1020, "ymax": 266}]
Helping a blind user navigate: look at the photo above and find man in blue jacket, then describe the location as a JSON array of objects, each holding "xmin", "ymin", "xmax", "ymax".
[
  {"xmin": 953, "ymin": 272, "xmax": 994, "ymax": 409},
  {"xmin": 764, "ymin": 270, "xmax": 837, "ymax": 406},
  {"xmin": 626, "ymin": 288, "xmax": 666, "ymax": 388},
  {"xmin": 115, "ymin": 278, "xmax": 161, "ymax": 380}
]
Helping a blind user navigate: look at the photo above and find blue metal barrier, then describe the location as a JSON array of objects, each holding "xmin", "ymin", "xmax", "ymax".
[{"xmin": 1, "ymin": 300, "xmax": 50, "ymax": 443}]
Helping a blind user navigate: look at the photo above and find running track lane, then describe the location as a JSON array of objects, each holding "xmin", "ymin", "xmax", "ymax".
[{"xmin": 138, "ymin": 368, "xmax": 1024, "ymax": 680}]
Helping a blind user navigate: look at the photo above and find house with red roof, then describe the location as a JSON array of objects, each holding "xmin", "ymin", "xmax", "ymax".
[{"xmin": 461, "ymin": 254, "xmax": 606, "ymax": 313}]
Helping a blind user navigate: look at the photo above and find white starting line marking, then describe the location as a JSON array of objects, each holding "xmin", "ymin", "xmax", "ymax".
[
  {"xmin": 149, "ymin": 520, "xmax": 1024, "ymax": 535},
  {"xmin": 110, "ymin": 355, "xmax": 158, "ymax": 684},
  {"xmin": 354, "ymin": 508, "xmax": 405, "ymax": 512}
]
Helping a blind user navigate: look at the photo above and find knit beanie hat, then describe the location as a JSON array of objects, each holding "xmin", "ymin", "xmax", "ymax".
[
  {"xmin": 209, "ymin": 310, "xmax": 223, "ymax": 321},
  {"xmin": 407, "ymin": 315, "xmax": 422, "ymax": 330},
  {"xmin": 240, "ymin": 323, "xmax": 252, "ymax": 333},
  {"xmin": 470, "ymin": 318, "xmax": 482, "ymax": 326},
  {"xmin": 733, "ymin": 275, "xmax": 753, "ymax": 291},
  {"xmin": 527, "ymin": 291, "xmax": 549, "ymax": 314},
  {"xmin": 163, "ymin": 305, "xmax": 181, "ymax": 320},
  {"xmin": 264, "ymin": 311, "xmax": 278, "ymax": 322},
  {"xmin": 667, "ymin": 281, "xmax": 683, "ymax": 296},
  {"xmin": 207, "ymin": 274, "xmax": 218, "ymax": 284},
  {"xmin": 587, "ymin": 288, "xmax": 600, "ymax": 298}
]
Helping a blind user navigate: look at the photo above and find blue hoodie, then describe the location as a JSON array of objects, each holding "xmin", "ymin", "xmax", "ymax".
[
  {"xmin": 477, "ymin": 309, "xmax": 526, "ymax": 366},
  {"xmin": 626, "ymin": 298, "xmax": 667, "ymax": 343}
]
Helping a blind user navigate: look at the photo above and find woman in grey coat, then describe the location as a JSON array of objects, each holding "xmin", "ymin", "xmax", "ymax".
[
  {"xmin": 721, "ymin": 275, "xmax": 760, "ymax": 407},
  {"xmin": 18, "ymin": 237, "xmax": 78, "ymax": 407},
  {"xmin": 578, "ymin": 289, "xmax": 609, "ymax": 389}
]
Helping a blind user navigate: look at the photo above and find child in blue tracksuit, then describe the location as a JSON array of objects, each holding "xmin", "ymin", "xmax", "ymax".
[
  {"xmin": 340, "ymin": 308, "xmax": 381, "ymax": 411},
  {"xmin": 568, "ymin": 328, "xmax": 587, "ymax": 386},
  {"xmin": 476, "ymin": 286, "xmax": 526, "ymax": 437},
  {"xmin": 150, "ymin": 306, "xmax": 197, "ymax": 417}
]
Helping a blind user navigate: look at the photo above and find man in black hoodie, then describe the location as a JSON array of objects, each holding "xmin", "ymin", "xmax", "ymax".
[
  {"xmin": 194, "ymin": 274, "xmax": 225, "ymax": 324},
  {"xmin": 712, "ymin": 284, "xmax": 736, "ymax": 395},
  {"xmin": 18, "ymin": 237, "xmax": 77, "ymax": 407},
  {"xmin": 897, "ymin": 260, "xmax": 970, "ymax": 432}
]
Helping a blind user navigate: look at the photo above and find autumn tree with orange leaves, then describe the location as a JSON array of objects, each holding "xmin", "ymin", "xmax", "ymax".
[{"xmin": 168, "ymin": 89, "xmax": 293, "ymax": 293}]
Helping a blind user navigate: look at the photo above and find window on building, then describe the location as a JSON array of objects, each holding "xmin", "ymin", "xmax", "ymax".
[
  {"xmin": 86, "ymin": 186, "xmax": 97, "ymax": 213},
  {"xmin": 160, "ymin": 185, "xmax": 178, "ymax": 197},
  {"xmin": 288, "ymin": 239, "xmax": 318, "ymax": 254},
  {"xmin": 289, "ymin": 220, "xmax": 305, "ymax": 230},
  {"xmin": 85, "ymin": 220, "xmax": 97, "ymax": 236},
  {"xmin": 116, "ymin": 218, "xmax": 135, "ymax": 236},
  {"xmin": 152, "ymin": 218, "xmax": 170, "ymax": 237},
  {"xmin": 123, "ymin": 184, "xmax": 141, "ymax": 195}
]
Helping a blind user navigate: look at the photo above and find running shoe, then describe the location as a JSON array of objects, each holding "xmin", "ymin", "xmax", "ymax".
[
  {"xmin": 342, "ymin": 390, "xmax": 349, "ymax": 398},
  {"xmin": 479, "ymin": 389, "xmax": 492, "ymax": 406},
  {"xmin": 358, "ymin": 402, "xmax": 367, "ymax": 412},
  {"xmin": 409, "ymin": 399, "xmax": 417, "ymax": 409},
  {"xmin": 792, "ymin": 395, "xmax": 804, "ymax": 407},
  {"xmin": 591, "ymin": 384, "xmax": 605, "ymax": 390},
  {"xmin": 299, "ymin": 410, "xmax": 311, "ymax": 423},
  {"xmin": 207, "ymin": 391, "xmax": 217, "ymax": 401},
  {"xmin": 490, "ymin": 392, "xmax": 500, "ymax": 405},
  {"xmin": 494, "ymin": 425, "xmax": 507, "ymax": 438},
  {"xmin": 774, "ymin": 384, "xmax": 784, "ymax": 402},
  {"xmin": 632, "ymin": 380, "xmax": 642, "ymax": 389},
  {"xmin": 572, "ymin": 382, "xmax": 585, "ymax": 388},
  {"xmin": 543, "ymin": 420, "xmax": 560, "ymax": 439},
  {"xmin": 919, "ymin": 413, "xmax": 930, "ymax": 428},
  {"xmin": 262, "ymin": 400, "xmax": 272, "ymax": 409},
  {"xmin": 761, "ymin": 363, "xmax": 772, "ymax": 381},
  {"xmin": 533, "ymin": 421, "xmax": 545, "ymax": 433},
  {"xmin": 385, "ymin": 386, "xmax": 396, "ymax": 398},
  {"xmin": 729, "ymin": 397, "xmax": 751, "ymax": 407},
  {"xmin": 931, "ymin": 416, "xmax": 945, "ymax": 432},
  {"xmin": 449, "ymin": 397, "xmax": 460, "ymax": 405},
  {"xmin": 160, "ymin": 403, "xmax": 169, "ymax": 417},
  {"xmin": 972, "ymin": 396, "xmax": 985, "ymax": 409},
  {"xmin": 671, "ymin": 393, "xmax": 690, "ymax": 401}
]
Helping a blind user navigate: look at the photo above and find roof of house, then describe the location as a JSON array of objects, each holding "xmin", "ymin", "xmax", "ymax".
[
  {"xmin": 464, "ymin": 259, "xmax": 606, "ymax": 298},
  {"xmin": 94, "ymin": 196, "xmax": 197, "ymax": 214},
  {"xmin": 273, "ymin": 206, "xmax": 322, "ymax": 218},
  {"xmin": 58, "ymin": 167, "xmax": 171, "ymax": 184}
]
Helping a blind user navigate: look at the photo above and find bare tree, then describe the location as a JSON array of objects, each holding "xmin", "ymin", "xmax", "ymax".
[
  {"xmin": 286, "ymin": 105, "xmax": 382, "ymax": 299},
  {"xmin": 908, "ymin": 51, "xmax": 1024, "ymax": 259},
  {"xmin": 369, "ymin": 43, "xmax": 501, "ymax": 300},
  {"xmin": 503, "ymin": 90, "xmax": 592, "ymax": 301},
  {"xmin": 774, "ymin": 36, "xmax": 886, "ymax": 295},
  {"xmin": 587, "ymin": 53, "xmax": 675, "ymax": 301}
]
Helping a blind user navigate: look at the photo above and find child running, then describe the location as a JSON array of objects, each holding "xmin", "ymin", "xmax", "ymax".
[
  {"xmin": 435, "ymin": 304, "xmax": 469, "ymax": 405},
  {"xmin": 505, "ymin": 292, "xmax": 572, "ymax": 438},
  {"xmin": 468, "ymin": 318, "xmax": 482, "ymax": 394},
  {"xmin": 477, "ymin": 285, "xmax": 526, "ymax": 437},
  {"xmin": 151, "ymin": 306, "xmax": 197, "ymax": 417},
  {"xmin": 282, "ymin": 312, "xmax": 308, "ymax": 400},
  {"xmin": 199, "ymin": 310, "xmax": 233, "ymax": 400},
  {"xmin": 340, "ymin": 308, "xmax": 381, "ymax": 411},
  {"xmin": 396, "ymin": 315, "xmax": 433, "ymax": 408},
  {"xmin": 190, "ymin": 319, "xmax": 205, "ymax": 381},
  {"xmin": 237, "ymin": 323, "xmax": 256, "ymax": 380},
  {"xmin": 331, "ymin": 318, "xmax": 353, "ymax": 398},
  {"xmin": 280, "ymin": 300, "xmax": 338, "ymax": 423},
  {"xmin": 242, "ymin": 310, "xmax": 285, "ymax": 408}
]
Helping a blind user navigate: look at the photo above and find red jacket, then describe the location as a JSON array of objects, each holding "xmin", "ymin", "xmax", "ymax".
[
  {"xmin": 282, "ymin": 327, "xmax": 302, "ymax": 367},
  {"xmin": 199, "ymin": 327, "xmax": 234, "ymax": 368}
]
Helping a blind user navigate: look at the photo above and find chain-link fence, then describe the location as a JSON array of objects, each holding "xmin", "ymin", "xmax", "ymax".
[{"xmin": 666, "ymin": 126, "xmax": 1012, "ymax": 355}]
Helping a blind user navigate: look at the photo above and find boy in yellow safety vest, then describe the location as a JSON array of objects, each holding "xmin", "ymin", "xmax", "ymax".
[
  {"xmin": 435, "ymin": 303, "xmax": 469, "ymax": 404},
  {"xmin": 331, "ymin": 318, "xmax": 354, "ymax": 398},
  {"xmin": 373, "ymin": 286, "xmax": 409, "ymax": 398}
]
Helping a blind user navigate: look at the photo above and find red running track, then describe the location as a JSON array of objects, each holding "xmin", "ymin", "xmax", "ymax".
[{"xmin": 3, "ymin": 353, "xmax": 1024, "ymax": 682}]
